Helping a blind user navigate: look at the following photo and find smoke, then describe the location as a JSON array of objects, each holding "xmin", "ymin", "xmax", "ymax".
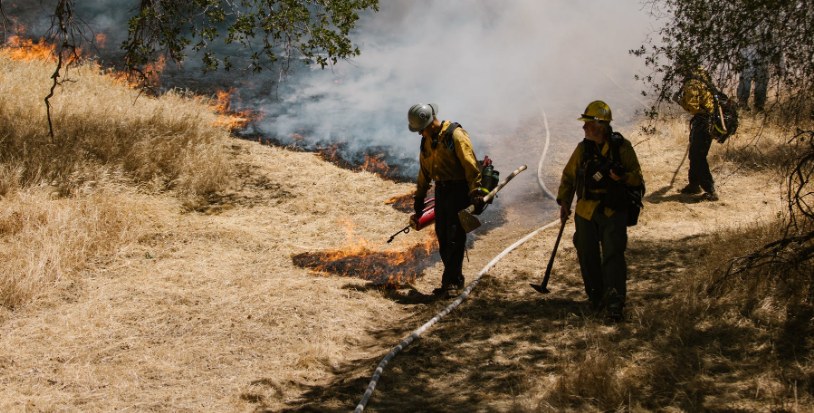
[
  {"xmin": 5, "ymin": 0, "xmax": 656, "ymax": 176},
  {"xmin": 252, "ymin": 0, "xmax": 655, "ymax": 160}
]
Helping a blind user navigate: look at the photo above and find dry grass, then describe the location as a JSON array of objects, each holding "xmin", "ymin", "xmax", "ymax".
[
  {"xmin": 0, "ymin": 54, "xmax": 232, "ymax": 197},
  {"xmin": 0, "ymin": 52, "xmax": 235, "ymax": 308},
  {"xmin": 0, "ymin": 187, "xmax": 160, "ymax": 308},
  {"xmin": 1, "ymin": 52, "xmax": 812, "ymax": 412}
]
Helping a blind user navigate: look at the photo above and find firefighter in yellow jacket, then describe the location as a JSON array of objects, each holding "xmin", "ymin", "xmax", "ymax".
[
  {"xmin": 408, "ymin": 103, "xmax": 485, "ymax": 296},
  {"xmin": 558, "ymin": 101, "xmax": 643, "ymax": 321},
  {"xmin": 674, "ymin": 67, "xmax": 719, "ymax": 201}
]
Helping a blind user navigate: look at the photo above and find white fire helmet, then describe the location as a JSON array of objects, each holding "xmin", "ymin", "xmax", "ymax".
[{"xmin": 408, "ymin": 103, "xmax": 438, "ymax": 132}]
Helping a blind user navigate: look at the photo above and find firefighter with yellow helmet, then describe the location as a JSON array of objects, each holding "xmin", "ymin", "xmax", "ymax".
[
  {"xmin": 673, "ymin": 66, "xmax": 719, "ymax": 201},
  {"xmin": 557, "ymin": 100, "xmax": 643, "ymax": 321}
]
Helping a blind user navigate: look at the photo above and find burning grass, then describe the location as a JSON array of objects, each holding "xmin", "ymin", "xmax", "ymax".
[
  {"xmin": 245, "ymin": 132, "xmax": 417, "ymax": 183},
  {"xmin": 292, "ymin": 239, "xmax": 438, "ymax": 287}
]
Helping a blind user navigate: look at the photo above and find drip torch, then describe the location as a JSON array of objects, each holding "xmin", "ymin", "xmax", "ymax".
[{"xmin": 386, "ymin": 198, "xmax": 435, "ymax": 243}]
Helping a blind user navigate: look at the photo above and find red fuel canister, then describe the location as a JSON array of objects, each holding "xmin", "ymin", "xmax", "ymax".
[{"xmin": 410, "ymin": 198, "xmax": 435, "ymax": 231}]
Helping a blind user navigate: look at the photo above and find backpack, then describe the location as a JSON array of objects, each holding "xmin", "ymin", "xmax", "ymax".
[
  {"xmin": 420, "ymin": 122, "xmax": 460, "ymax": 156},
  {"xmin": 609, "ymin": 133, "xmax": 646, "ymax": 227},
  {"xmin": 710, "ymin": 91, "xmax": 739, "ymax": 143}
]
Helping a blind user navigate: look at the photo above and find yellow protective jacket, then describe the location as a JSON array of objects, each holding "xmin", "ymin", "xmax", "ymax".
[
  {"xmin": 415, "ymin": 121, "xmax": 483, "ymax": 199},
  {"xmin": 557, "ymin": 137, "xmax": 643, "ymax": 220},
  {"xmin": 678, "ymin": 72, "xmax": 714, "ymax": 115}
]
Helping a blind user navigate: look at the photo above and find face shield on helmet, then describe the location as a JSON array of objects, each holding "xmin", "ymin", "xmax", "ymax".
[
  {"xmin": 577, "ymin": 100, "xmax": 613, "ymax": 122},
  {"xmin": 408, "ymin": 103, "xmax": 439, "ymax": 132}
]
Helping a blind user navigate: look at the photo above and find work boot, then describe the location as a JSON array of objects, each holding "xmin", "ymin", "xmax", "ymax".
[
  {"xmin": 432, "ymin": 284, "xmax": 450, "ymax": 296},
  {"xmin": 701, "ymin": 191, "xmax": 719, "ymax": 201},
  {"xmin": 606, "ymin": 303, "xmax": 624, "ymax": 323},
  {"xmin": 680, "ymin": 183, "xmax": 702, "ymax": 194}
]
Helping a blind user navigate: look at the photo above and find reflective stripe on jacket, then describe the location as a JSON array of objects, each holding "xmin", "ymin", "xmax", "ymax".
[{"xmin": 416, "ymin": 121, "xmax": 483, "ymax": 199}]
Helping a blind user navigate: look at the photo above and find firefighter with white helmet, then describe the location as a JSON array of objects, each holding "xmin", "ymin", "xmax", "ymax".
[
  {"xmin": 557, "ymin": 100, "xmax": 644, "ymax": 321},
  {"xmin": 408, "ymin": 103, "xmax": 486, "ymax": 296}
]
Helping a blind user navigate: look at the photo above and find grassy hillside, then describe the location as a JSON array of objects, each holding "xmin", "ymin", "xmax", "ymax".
[
  {"xmin": 0, "ymin": 51, "xmax": 811, "ymax": 412},
  {"xmin": 0, "ymin": 53, "xmax": 233, "ymax": 307}
]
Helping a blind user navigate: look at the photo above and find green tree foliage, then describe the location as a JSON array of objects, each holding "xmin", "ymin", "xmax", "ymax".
[
  {"xmin": 0, "ymin": 0, "xmax": 379, "ymax": 82},
  {"xmin": 632, "ymin": 0, "xmax": 813, "ymax": 122},
  {"xmin": 122, "ymin": 0, "xmax": 379, "ymax": 78}
]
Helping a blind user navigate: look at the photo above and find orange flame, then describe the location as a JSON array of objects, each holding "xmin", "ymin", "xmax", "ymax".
[
  {"xmin": 143, "ymin": 55, "xmax": 166, "ymax": 85},
  {"xmin": 95, "ymin": 33, "xmax": 107, "ymax": 49},
  {"xmin": 358, "ymin": 153, "xmax": 394, "ymax": 175},
  {"xmin": 1, "ymin": 36, "xmax": 55, "ymax": 61},
  {"xmin": 209, "ymin": 88, "xmax": 262, "ymax": 130},
  {"xmin": 291, "ymin": 218, "xmax": 438, "ymax": 286},
  {"xmin": 292, "ymin": 238, "xmax": 438, "ymax": 287}
]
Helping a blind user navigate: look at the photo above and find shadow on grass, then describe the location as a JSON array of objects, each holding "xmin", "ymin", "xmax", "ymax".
[{"xmin": 247, "ymin": 231, "xmax": 811, "ymax": 412}]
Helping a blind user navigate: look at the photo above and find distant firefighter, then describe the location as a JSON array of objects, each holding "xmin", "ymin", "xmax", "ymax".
[{"xmin": 674, "ymin": 67, "xmax": 719, "ymax": 201}]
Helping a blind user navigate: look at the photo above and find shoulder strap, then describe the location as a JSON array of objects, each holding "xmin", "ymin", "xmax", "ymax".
[
  {"xmin": 610, "ymin": 132, "xmax": 624, "ymax": 162},
  {"xmin": 442, "ymin": 122, "xmax": 461, "ymax": 151}
]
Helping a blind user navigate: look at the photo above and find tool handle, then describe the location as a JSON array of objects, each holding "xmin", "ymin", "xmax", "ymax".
[
  {"xmin": 482, "ymin": 164, "xmax": 527, "ymax": 204},
  {"xmin": 540, "ymin": 218, "xmax": 567, "ymax": 289},
  {"xmin": 715, "ymin": 95, "xmax": 727, "ymax": 133}
]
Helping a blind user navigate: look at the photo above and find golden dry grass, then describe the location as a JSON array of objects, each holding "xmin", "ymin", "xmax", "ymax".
[
  {"xmin": 0, "ymin": 54, "xmax": 232, "ymax": 197},
  {"xmin": 1, "ymin": 53, "xmax": 812, "ymax": 412}
]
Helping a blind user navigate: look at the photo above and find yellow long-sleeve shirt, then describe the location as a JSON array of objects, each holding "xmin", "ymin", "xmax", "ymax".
[
  {"xmin": 415, "ymin": 121, "xmax": 483, "ymax": 199},
  {"xmin": 557, "ymin": 137, "xmax": 643, "ymax": 220},
  {"xmin": 678, "ymin": 78, "xmax": 714, "ymax": 115}
]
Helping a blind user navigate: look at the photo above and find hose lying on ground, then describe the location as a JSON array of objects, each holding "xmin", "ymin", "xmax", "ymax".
[
  {"xmin": 354, "ymin": 219, "xmax": 561, "ymax": 412},
  {"xmin": 536, "ymin": 103, "xmax": 557, "ymax": 201}
]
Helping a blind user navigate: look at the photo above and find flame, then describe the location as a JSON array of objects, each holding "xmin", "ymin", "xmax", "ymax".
[
  {"xmin": 210, "ymin": 88, "xmax": 262, "ymax": 130},
  {"xmin": 95, "ymin": 33, "xmax": 107, "ymax": 49},
  {"xmin": 292, "ymin": 238, "xmax": 438, "ymax": 287},
  {"xmin": 144, "ymin": 55, "xmax": 166, "ymax": 85},
  {"xmin": 292, "ymin": 218, "xmax": 438, "ymax": 286},
  {"xmin": 358, "ymin": 153, "xmax": 395, "ymax": 176},
  {"xmin": 1, "ymin": 36, "xmax": 55, "ymax": 61}
]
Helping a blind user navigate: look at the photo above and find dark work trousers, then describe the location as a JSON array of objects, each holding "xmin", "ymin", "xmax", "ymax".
[
  {"xmin": 688, "ymin": 114, "xmax": 716, "ymax": 193},
  {"xmin": 434, "ymin": 180, "xmax": 470, "ymax": 287},
  {"xmin": 737, "ymin": 63, "xmax": 768, "ymax": 110},
  {"xmin": 574, "ymin": 208, "xmax": 629, "ymax": 308}
]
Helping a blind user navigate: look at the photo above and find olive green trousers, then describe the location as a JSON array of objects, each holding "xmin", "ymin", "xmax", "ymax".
[{"xmin": 573, "ymin": 208, "xmax": 628, "ymax": 308}]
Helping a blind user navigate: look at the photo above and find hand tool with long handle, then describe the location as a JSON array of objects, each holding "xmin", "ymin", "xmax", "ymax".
[
  {"xmin": 530, "ymin": 217, "xmax": 567, "ymax": 293},
  {"xmin": 458, "ymin": 165, "xmax": 527, "ymax": 233}
]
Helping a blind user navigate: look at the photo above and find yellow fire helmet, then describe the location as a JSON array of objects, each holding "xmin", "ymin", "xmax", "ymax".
[{"xmin": 578, "ymin": 100, "xmax": 613, "ymax": 122}]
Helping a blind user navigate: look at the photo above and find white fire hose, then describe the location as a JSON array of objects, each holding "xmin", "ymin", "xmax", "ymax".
[
  {"xmin": 354, "ymin": 219, "xmax": 560, "ymax": 412},
  {"xmin": 354, "ymin": 106, "xmax": 559, "ymax": 412}
]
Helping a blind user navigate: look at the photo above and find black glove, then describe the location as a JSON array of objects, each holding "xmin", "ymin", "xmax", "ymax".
[
  {"xmin": 413, "ymin": 196, "xmax": 426, "ymax": 217},
  {"xmin": 471, "ymin": 187, "xmax": 489, "ymax": 215},
  {"xmin": 472, "ymin": 196, "xmax": 486, "ymax": 215}
]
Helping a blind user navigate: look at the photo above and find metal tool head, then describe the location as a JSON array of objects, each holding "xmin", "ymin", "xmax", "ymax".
[
  {"xmin": 458, "ymin": 209, "xmax": 481, "ymax": 233},
  {"xmin": 529, "ymin": 283, "xmax": 550, "ymax": 294}
]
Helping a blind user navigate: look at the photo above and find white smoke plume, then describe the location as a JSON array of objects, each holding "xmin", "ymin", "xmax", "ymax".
[{"xmin": 253, "ymin": 0, "xmax": 655, "ymax": 161}]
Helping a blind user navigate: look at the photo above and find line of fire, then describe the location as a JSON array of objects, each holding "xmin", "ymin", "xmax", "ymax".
[{"xmin": 1, "ymin": 29, "xmax": 449, "ymax": 289}]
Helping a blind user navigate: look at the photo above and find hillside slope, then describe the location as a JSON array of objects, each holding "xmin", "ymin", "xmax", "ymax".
[{"xmin": 0, "ymin": 76, "xmax": 803, "ymax": 411}]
